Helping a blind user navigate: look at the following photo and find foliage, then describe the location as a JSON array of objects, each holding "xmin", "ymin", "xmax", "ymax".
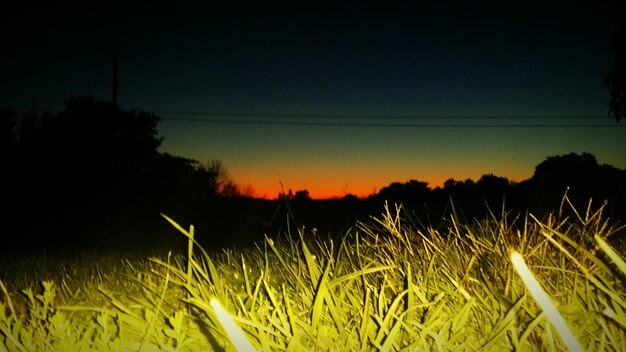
[
  {"xmin": 604, "ymin": 0, "xmax": 626, "ymax": 123},
  {"xmin": 1, "ymin": 97, "xmax": 257, "ymax": 251},
  {"xmin": 1, "ymin": 196, "xmax": 626, "ymax": 351}
]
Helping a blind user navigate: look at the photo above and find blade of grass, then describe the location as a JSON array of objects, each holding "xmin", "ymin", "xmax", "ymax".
[
  {"xmin": 511, "ymin": 251, "xmax": 583, "ymax": 352},
  {"xmin": 210, "ymin": 298, "xmax": 256, "ymax": 351},
  {"xmin": 595, "ymin": 235, "xmax": 626, "ymax": 276}
]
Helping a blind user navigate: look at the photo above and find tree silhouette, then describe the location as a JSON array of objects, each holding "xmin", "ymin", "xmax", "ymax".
[
  {"xmin": 3, "ymin": 96, "xmax": 172, "ymax": 249},
  {"xmin": 477, "ymin": 174, "xmax": 509, "ymax": 189},
  {"xmin": 604, "ymin": 0, "xmax": 625, "ymax": 122},
  {"xmin": 519, "ymin": 152, "xmax": 626, "ymax": 217},
  {"xmin": 2, "ymin": 96, "xmax": 268, "ymax": 251},
  {"xmin": 532, "ymin": 152, "xmax": 599, "ymax": 190},
  {"xmin": 32, "ymin": 96, "xmax": 162, "ymax": 210},
  {"xmin": 292, "ymin": 189, "xmax": 311, "ymax": 202},
  {"xmin": 220, "ymin": 181, "xmax": 241, "ymax": 198}
]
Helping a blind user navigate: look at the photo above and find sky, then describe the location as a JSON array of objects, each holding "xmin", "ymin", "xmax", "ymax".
[{"xmin": 2, "ymin": 1, "xmax": 625, "ymax": 199}]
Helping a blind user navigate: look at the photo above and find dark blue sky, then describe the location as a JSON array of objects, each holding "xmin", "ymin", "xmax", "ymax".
[{"xmin": 2, "ymin": 1, "xmax": 624, "ymax": 198}]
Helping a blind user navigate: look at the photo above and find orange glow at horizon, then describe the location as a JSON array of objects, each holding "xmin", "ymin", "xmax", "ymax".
[
  {"xmin": 158, "ymin": 121, "xmax": 626, "ymax": 201},
  {"xmin": 230, "ymin": 166, "xmax": 533, "ymax": 200}
]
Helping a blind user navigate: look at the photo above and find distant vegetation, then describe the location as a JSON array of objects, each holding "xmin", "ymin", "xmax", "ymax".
[
  {"xmin": 604, "ymin": 0, "xmax": 626, "ymax": 122},
  {"xmin": 0, "ymin": 97, "xmax": 253, "ymax": 252},
  {"xmin": 1, "ymin": 97, "xmax": 625, "ymax": 252}
]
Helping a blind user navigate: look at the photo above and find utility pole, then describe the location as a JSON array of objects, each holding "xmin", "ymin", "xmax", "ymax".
[{"xmin": 112, "ymin": 49, "xmax": 118, "ymax": 108}]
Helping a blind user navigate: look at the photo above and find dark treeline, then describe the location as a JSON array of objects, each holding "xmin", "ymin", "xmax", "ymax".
[
  {"xmin": 365, "ymin": 154, "xmax": 626, "ymax": 229},
  {"xmin": 279, "ymin": 152, "xmax": 626, "ymax": 242},
  {"xmin": 1, "ymin": 97, "xmax": 625, "ymax": 253},
  {"xmin": 1, "ymin": 97, "xmax": 240, "ymax": 252}
]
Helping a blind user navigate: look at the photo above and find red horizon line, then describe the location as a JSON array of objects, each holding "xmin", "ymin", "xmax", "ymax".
[
  {"xmin": 250, "ymin": 183, "xmax": 442, "ymax": 201},
  {"xmin": 246, "ymin": 176, "xmax": 525, "ymax": 200}
]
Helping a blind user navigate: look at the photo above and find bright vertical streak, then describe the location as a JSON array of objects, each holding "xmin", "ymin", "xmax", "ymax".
[
  {"xmin": 510, "ymin": 252, "xmax": 582, "ymax": 352},
  {"xmin": 210, "ymin": 299, "xmax": 255, "ymax": 351}
]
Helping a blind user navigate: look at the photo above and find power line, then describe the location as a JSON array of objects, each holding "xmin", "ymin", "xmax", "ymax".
[
  {"xmin": 158, "ymin": 111, "xmax": 606, "ymax": 120},
  {"xmin": 158, "ymin": 118, "xmax": 618, "ymax": 128},
  {"xmin": 157, "ymin": 111, "xmax": 622, "ymax": 128}
]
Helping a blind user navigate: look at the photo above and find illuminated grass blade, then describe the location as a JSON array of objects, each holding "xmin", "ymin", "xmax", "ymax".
[
  {"xmin": 210, "ymin": 298, "xmax": 256, "ymax": 351},
  {"xmin": 160, "ymin": 214, "xmax": 195, "ymax": 282},
  {"xmin": 595, "ymin": 235, "xmax": 626, "ymax": 276},
  {"xmin": 511, "ymin": 251, "xmax": 583, "ymax": 352}
]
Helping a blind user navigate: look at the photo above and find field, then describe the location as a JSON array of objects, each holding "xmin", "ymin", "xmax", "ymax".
[{"xmin": 1, "ymin": 196, "xmax": 625, "ymax": 351}]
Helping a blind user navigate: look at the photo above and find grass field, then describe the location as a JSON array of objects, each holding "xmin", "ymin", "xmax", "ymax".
[{"xmin": 1, "ymin": 195, "xmax": 625, "ymax": 351}]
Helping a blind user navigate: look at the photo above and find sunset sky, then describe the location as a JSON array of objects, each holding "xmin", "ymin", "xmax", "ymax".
[{"xmin": 2, "ymin": 2, "xmax": 625, "ymax": 199}]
